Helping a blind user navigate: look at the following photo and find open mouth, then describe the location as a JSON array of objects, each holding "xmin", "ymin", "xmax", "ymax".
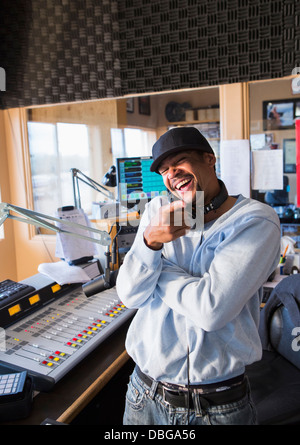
[{"xmin": 174, "ymin": 177, "xmax": 193, "ymax": 191}]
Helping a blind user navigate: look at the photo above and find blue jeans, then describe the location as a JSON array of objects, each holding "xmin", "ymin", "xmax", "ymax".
[{"xmin": 123, "ymin": 368, "xmax": 257, "ymax": 425}]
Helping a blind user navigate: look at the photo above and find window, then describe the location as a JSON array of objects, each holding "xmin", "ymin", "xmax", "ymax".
[
  {"xmin": 111, "ymin": 127, "xmax": 156, "ymax": 160},
  {"xmin": 249, "ymin": 78, "xmax": 297, "ymax": 208},
  {"xmin": 27, "ymin": 122, "xmax": 92, "ymax": 216}
]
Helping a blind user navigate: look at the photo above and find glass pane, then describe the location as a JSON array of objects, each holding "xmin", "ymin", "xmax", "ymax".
[
  {"xmin": 28, "ymin": 122, "xmax": 91, "ymax": 216},
  {"xmin": 249, "ymin": 77, "xmax": 300, "ymax": 253},
  {"xmin": 27, "ymin": 122, "xmax": 60, "ymax": 215},
  {"xmin": 249, "ymin": 78, "xmax": 297, "ymax": 215},
  {"xmin": 56, "ymin": 123, "xmax": 91, "ymax": 212},
  {"xmin": 123, "ymin": 128, "xmax": 155, "ymax": 157},
  {"xmin": 111, "ymin": 127, "xmax": 156, "ymax": 161},
  {"xmin": 111, "ymin": 128, "xmax": 125, "ymax": 160}
]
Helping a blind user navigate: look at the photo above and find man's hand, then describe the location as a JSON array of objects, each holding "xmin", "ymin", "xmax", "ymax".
[{"xmin": 144, "ymin": 200, "xmax": 190, "ymax": 250}]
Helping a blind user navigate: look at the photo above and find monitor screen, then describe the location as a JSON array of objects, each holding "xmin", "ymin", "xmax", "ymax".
[{"xmin": 116, "ymin": 156, "xmax": 167, "ymax": 207}]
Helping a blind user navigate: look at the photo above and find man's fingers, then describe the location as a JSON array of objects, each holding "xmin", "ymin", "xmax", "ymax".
[
  {"xmin": 169, "ymin": 199, "xmax": 186, "ymax": 211},
  {"xmin": 145, "ymin": 200, "xmax": 191, "ymax": 248},
  {"xmin": 169, "ymin": 200, "xmax": 190, "ymax": 228},
  {"xmin": 149, "ymin": 200, "xmax": 190, "ymax": 229},
  {"xmin": 171, "ymin": 226, "xmax": 190, "ymax": 240}
]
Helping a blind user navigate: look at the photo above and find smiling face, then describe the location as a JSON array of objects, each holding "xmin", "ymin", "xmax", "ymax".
[{"xmin": 158, "ymin": 149, "xmax": 218, "ymax": 205}]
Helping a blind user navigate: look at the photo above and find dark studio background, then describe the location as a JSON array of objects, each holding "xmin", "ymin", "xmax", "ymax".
[{"xmin": 0, "ymin": 0, "xmax": 299, "ymax": 109}]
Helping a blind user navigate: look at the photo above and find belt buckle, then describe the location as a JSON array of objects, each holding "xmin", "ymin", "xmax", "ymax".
[
  {"xmin": 162, "ymin": 385, "xmax": 189, "ymax": 408},
  {"xmin": 162, "ymin": 386, "xmax": 182, "ymax": 405},
  {"xmin": 162, "ymin": 386, "xmax": 171, "ymax": 405}
]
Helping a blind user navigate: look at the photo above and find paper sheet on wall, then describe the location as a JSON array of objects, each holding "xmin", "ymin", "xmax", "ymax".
[
  {"xmin": 251, "ymin": 149, "xmax": 283, "ymax": 190},
  {"xmin": 220, "ymin": 139, "xmax": 250, "ymax": 197},
  {"xmin": 55, "ymin": 207, "xmax": 98, "ymax": 262}
]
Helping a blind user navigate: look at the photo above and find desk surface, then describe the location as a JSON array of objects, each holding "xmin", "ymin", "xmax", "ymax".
[
  {"xmin": 2, "ymin": 319, "xmax": 131, "ymax": 425},
  {"xmin": 264, "ymin": 273, "xmax": 286, "ymax": 289}
]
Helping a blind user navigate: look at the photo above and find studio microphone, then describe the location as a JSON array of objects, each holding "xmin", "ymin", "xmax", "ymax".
[
  {"xmin": 82, "ymin": 269, "xmax": 119, "ymax": 297},
  {"xmin": 82, "ymin": 228, "xmax": 120, "ymax": 298}
]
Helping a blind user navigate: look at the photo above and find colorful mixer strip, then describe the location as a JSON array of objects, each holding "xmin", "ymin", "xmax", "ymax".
[{"xmin": 0, "ymin": 286, "xmax": 134, "ymax": 391}]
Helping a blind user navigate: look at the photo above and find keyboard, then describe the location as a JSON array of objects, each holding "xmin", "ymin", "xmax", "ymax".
[
  {"xmin": 0, "ymin": 279, "xmax": 35, "ymax": 304},
  {"xmin": 0, "ymin": 371, "xmax": 27, "ymax": 401}
]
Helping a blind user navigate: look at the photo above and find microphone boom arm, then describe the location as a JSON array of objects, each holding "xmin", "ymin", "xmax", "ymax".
[
  {"xmin": 0, "ymin": 202, "xmax": 112, "ymax": 247},
  {"xmin": 71, "ymin": 168, "xmax": 114, "ymax": 208},
  {"xmin": 0, "ymin": 202, "xmax": 120, "ymax": 298}
]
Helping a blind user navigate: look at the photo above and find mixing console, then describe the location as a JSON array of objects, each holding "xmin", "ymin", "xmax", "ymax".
[{"xmin": 0, "ymin": 285, "xmax": 134, "ymax": 391}]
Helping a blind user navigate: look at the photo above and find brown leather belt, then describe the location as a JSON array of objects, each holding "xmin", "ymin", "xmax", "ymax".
[{"xmin": 135, "ymin": 366, "xmax": 248, "ymax": 409}]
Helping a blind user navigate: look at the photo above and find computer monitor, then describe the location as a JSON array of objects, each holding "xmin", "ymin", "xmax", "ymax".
[{"xmin": 116, "ymin": 156, "xmax": 167, "ymax": 208}]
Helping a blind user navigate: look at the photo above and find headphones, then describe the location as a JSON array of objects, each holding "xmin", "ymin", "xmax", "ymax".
[
  {"xmin": 168, "ymin": 179, "xmax": 228, "ymax": 215},
  {"xmin": 203, "ymin": 180, "xmax": 228, "ymax": 215}
]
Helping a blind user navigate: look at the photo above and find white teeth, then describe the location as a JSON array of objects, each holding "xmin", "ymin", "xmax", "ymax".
[{"xmin": 175, "ymin": 179, "xmax": 190, "ymax": 190}]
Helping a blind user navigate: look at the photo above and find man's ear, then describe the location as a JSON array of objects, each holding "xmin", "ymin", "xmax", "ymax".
[{"xmin": 203, "ymin": 152, "xmax": 216, "ymax": 167}]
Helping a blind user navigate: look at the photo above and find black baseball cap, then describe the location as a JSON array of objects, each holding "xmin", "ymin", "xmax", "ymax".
[{"xmin": 150, "ymin": 127, "xmax": 214, "ymax": 173}]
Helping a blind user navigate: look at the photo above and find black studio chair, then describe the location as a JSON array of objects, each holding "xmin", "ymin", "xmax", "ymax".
[{"xmin": 246, "ymin": 274, "xmax": 300, "ymax": 425}]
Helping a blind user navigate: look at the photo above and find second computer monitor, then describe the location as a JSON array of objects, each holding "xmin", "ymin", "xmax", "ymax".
[{"xmin": 116, "ymin": 156, "xmax": 167, "ymax": 208}]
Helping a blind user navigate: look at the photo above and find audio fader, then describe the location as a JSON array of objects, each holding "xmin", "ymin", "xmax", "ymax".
[{"xmin": 0, "ymin": 285, "xmax": 134, "ymax": 391}]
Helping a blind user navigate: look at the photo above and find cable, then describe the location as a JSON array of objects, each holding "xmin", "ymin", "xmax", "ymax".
[{"xmin": 187, "ymin": 345, "xmax": 190, "ymax": 425}]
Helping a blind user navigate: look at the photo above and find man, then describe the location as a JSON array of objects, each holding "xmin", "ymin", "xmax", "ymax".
[{"xmin": 116, "ymin": 127, "xmax": 280, "ymax": 425}]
